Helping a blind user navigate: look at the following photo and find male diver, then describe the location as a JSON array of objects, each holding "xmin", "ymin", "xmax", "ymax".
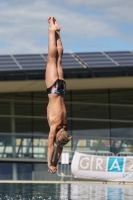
[{"xmin": 45, "ymin": 16, "xmax": 71, "ymax": 173}]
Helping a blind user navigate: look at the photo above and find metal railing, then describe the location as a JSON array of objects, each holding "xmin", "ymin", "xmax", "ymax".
[{"xmin": 117, "ymin": 152, "xmax": 133, "ymax": 156}]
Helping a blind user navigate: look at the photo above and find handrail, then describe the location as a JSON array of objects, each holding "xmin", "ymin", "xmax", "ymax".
[{"xmin": 116, "ymin": 152, "xmax": 133, "ymax": 156}]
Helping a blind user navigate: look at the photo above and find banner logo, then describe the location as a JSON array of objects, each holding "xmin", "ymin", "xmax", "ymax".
[
  {"xmin": 108, "ymin": 157, "xmax": 124, "ymax": 172},
  {"xmin": 78, "ymin": 156, "xmax": 92, "ymax": 170},
  {"xmin": 78, "ymin": 156, "xmax": 125, "ymax": 172}
]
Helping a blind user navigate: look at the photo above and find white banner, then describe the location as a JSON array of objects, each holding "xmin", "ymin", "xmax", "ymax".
[{"xmin": 71, "ymin": 152, "xmax": 133, "ymax": 182}]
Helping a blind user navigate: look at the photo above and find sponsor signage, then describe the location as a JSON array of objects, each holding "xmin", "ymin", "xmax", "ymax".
[{"xmin": 71, "ymin": 152, "xmax": 133, "ymax": 182}]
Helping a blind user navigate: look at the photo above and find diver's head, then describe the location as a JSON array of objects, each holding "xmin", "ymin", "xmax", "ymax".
[{"xmin": 55, "ymin": 129, "xmax": 72, "ymax": 147}]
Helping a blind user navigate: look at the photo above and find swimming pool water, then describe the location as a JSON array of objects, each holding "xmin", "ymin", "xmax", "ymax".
[{"xmin": 0, "ymin": 183, "xmax": 133, "ymax": 200}]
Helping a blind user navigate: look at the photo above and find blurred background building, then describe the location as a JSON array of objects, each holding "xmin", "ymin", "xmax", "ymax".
[{"xmin": 0, "ymin": 51, "xmax": 133, "ymax": 180}]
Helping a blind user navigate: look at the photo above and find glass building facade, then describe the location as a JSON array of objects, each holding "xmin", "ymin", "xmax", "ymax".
[{"xmin": 0, "ymin": 88, "xmax": 133, "ymax": 180}]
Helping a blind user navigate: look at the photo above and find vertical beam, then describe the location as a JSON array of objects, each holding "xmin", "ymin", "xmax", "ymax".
[
  {"xmin": 108, "ymin": 89, "xmax": 112, "ymax": 153},
  {"xmin": 2, "ymin": 143, "xmax": 7, "ymax": 157},
  {"xmin": 10, "ymin": 95, "xmax": 17, "ymax": 180},
  {"xmin": 31, "ymin": 92, "xmax": 34, "ymax": 180},
  {"xmin": 96, "ymin": 140, "xmax": 102, "ymax": 152},
  {"xmin": 70, "ymin": 90, "xmax": 73, "ymax": 151},
  {"xmin": 17, "ymin": 138, "xmax": 23, "ymax": 157}
]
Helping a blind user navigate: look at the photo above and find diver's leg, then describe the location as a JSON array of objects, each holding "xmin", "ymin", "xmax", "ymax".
[
  {"xmin": 45, "ymin": 17, "xmax": 58, "ymax": 88},
  {"xmin": 46, "ymin": 17, "xmax": 58, "ymax": 174},
  {"xmin": 55, "ymin": 20, "xmax": 64, "ymax": 80}
]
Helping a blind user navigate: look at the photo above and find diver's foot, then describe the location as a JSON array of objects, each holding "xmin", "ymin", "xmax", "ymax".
[
  {"xmin": 48, "ymin": 17, "xmax": 57, "ymax": 31},
  {"xmin": 48, "ymin": 16, "xmax": 60, "ymax": 32},
  {"xmin": 47, "ymin": 16, "xmax": 56, "ymax": 23}
]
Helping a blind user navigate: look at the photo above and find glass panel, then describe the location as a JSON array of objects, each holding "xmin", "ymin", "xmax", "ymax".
[
  {"xmin": 0, "ymin": 134, "xmax": 12, "ymax": 158},
  {"xmin": 0, "ymin": 133, "xmax": 47, "ymax": 158},
  {"xmin": 0, "ymin": 117, "xmax": 11, "ymax": 133},
  {"xmin": 15, "ymin": 118, "xmax": 32, "ymax": 133},
  {"xmin": 72, "ymin": 127, "xmax": 110, "ymax": 152},
  {"xmin": 111, "ymin": 137, "xmax": 133, "ymax": 154},
  {"xmin": 110, "ymin": 89, "xmax": 133, "ymax": 154},
  {"xmin": 33, "ymin": 137, "xmax": 47, "ymax": 158},
  {"xmin": 0, "ymin": 98, "xmax": 11, "ymax": 133},
  {"xmin": 71, "ymin": 89, "xmax": 110, "ymax": 152},
  {"xmin": 17, "ymin": 163, "xmax": 32, "ymax": 180},
  {"xmin": 0, "ymin": 163, "xmax": 12, "ymax": 180},
  {"xmin": 33, "ymin": 119, "xmax": 49, "ymax": 134}
]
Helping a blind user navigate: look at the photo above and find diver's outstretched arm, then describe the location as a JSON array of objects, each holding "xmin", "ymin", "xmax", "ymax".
[{"xmin": 53, "ymin": 146, "xmax": 63, "ymax": 167}]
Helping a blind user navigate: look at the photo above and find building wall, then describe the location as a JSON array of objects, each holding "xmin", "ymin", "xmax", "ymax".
[{"xmin": 0, "ymin": 88, "xmax": 133, "ymax": 180}]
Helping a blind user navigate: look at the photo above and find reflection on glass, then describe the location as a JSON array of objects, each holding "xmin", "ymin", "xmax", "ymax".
[{"xmin": 33, "ymin": 138, "xmax": 47, "ymax": 158}]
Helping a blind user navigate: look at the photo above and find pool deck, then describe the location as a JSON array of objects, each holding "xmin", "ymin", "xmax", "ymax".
[{"xmin": 0, "ymin": 180, "xmax": 132, "ymax": 185}]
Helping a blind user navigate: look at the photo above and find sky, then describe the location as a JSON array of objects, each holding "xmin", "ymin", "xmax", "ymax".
[{"xmin": 0, "ymin": 0, "xmax": 133, "ymax": 55}]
